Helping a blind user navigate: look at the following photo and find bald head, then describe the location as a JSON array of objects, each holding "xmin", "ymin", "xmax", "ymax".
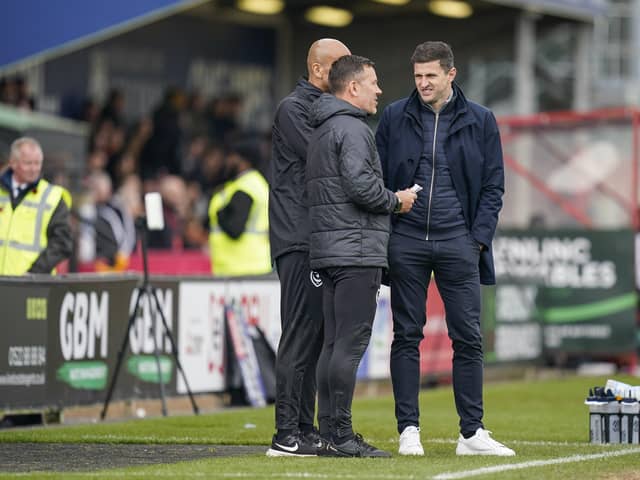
[{"xmin": 307, "ymin": 38, "xmax": 351, "ymax": 92}]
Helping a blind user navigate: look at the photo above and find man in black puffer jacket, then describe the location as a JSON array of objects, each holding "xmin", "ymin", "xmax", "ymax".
[{"xmin": 306, "ymin": 55, "xmax": 416, "ymax": 458}]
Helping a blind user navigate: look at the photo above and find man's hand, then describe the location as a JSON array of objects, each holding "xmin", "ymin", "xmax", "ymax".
[{"xmin": 395, "ymin": 189, "xmax": 417, "ymax": 214}]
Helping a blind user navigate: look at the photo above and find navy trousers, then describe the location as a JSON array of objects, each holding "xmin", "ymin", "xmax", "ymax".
[{"xmin": 388, "ymin": 232, "xmax": 484, "ymax": 436}]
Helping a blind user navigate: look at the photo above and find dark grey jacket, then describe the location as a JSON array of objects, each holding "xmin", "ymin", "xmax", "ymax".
[{"xmin": 306, "ymin": 94, "xmax": 397, "ymax": 270}]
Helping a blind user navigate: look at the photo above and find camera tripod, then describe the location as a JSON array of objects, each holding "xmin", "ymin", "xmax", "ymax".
[{"xmin": 101, "ymin": 217, "xmax": 199, "ymax": 419}]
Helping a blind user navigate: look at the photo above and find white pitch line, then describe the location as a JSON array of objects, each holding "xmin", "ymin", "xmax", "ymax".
[{"xmin": 432, "ymin": 447, "xmax": 640, "ymax": 480}]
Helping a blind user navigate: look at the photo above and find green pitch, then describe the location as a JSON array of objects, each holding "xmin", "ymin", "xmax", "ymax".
[{"xmin": 1, "ymin": 374, "xmax": 640, "ymax": 479}]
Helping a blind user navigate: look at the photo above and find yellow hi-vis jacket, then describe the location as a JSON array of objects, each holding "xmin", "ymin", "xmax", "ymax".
[
  {"xmin": 208, "ymin": 169, "xmax": 271, "ymax": 276},
  {"xmin": 0, "ymin": 179, "xmax": 70, "ymax": 275}
]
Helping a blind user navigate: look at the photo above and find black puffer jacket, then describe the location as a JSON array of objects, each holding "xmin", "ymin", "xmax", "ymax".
[{"xmin": 306, "ymin": 94, "xmax": 397, "ymax": 269}]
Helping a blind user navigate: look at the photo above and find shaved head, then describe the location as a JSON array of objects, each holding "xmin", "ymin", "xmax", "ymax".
[{"xmin": 306, "ymin": 38, "xmax": 350, "ymax": 92}]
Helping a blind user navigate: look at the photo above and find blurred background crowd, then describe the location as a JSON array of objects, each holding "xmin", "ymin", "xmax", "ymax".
[{"xmin": 1, "ymin": 75, "xmax": 269, "ymax": 271}]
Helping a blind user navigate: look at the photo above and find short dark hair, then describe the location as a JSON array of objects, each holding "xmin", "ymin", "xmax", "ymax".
[
  {"xmin": 410, "ymin": 41, "xmax": 454, "ymax": 71},
  {"xmin": 227, "ymin": 137, "xmax": 262, "ymax": 168},
  {"xmin": 328, "ymin": 55, "xmax": 375, "ymax": 95}
]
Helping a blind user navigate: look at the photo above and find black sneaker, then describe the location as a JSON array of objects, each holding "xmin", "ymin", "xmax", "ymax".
[
  {"xmin": 301, "ymin": 427, "xmax": 325, "ymax": 452},
  {"xmin": 317, "ymin": 440, "xmax": 350, "ymax": 457},
  {"xmin": 266, "ymin": 432, "xmax": 317, "ymax": 457},
  {"xmin": 333, "ymin": 433, "xmax": 392, "ymax": 458},
  {"xmin": 310, "ymin": 432, "xmax": 348, "ymax": 458}
]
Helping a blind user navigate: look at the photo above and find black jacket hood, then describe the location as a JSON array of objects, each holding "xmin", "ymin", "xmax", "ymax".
[{"xmin": 309, "ymin": 93, "xmax": 366, "ymax": 128}]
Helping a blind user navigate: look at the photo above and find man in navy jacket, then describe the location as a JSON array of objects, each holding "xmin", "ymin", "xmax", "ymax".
[{"xmin": 375, "ymin": 41, "xmax": 514, "ymax": 457}]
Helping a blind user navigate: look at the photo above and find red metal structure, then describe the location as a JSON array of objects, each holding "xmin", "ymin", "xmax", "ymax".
[
  {"xmin": 496, "ymin": 108, "xmax": 640, "ymax": 372},
  {"xmin": 497, "ymin": 108, "xmax": 640, "ymax": 230}
]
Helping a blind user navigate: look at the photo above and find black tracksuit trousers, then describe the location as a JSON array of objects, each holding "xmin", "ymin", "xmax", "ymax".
[
  {"xmin": 317, "ymin": 266, "xmax": 382, "ymax": 440},
  {"xmin": 274, "ymin": 251, "xmax": 324, "ymax": 432}
]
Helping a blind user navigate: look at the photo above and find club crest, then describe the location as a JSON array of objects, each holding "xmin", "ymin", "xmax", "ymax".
[{"xmin": 310, "ymin": 271, "xmax": 323, "ymax": 287}]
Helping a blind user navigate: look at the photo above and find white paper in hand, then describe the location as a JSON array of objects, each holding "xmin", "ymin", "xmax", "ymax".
[
  {"xmin": 410, "ymin": 184, "xmax": 423, "ymax": 193},
  {"xmin": 144, "ymin": 192, "xmax": 165, "ymax": 231}
]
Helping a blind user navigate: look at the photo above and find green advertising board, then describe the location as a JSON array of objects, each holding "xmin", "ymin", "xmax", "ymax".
[
  {"xmin": 46, "ymin": 277, "xmax": 180, "ymax": 406},
  {"xmin": 484, "ymin": 229, "xmax": 638, "ymax": 363},
  {"xmin": 0, "ymin": 284, "xmax": 49, "ymax": 409}
]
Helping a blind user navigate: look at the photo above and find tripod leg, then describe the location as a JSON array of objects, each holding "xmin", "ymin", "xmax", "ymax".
[
  {"xmin": 147, "ymin": 285, "xmax": 168, "ymax": 417},
  {"xmin": 151, "ymin": 287, "xmax": 200, "ymax": 415},
  {"xmin": 101, "ymin": 286, "xmax": 142, "ymax": 420}
]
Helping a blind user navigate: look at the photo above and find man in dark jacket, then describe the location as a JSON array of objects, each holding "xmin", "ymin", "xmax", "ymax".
[
  {"xmin": 375, "ymin": 41, "xmax": 514, "ymax": 457},
  {"xmin": 307, "ymin": 55, "xmax": 416, "ymax": 458},
  {"xmin": 267, "ymin": 38, "xmax": 351, "ymax": 457}
]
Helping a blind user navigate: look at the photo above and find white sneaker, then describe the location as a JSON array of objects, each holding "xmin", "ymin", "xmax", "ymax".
[
  {"xmin": 456, "ymin": 428, "xmax": 515, "ymax": 456},
  {"xmin": 398, "ymin": 426, "xmax": 424, "ymax": 456}
]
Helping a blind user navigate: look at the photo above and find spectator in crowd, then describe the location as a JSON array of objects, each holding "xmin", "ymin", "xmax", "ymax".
[
  {"xmin": 78, "ymin": 97, "xmax": 100, "ymax": 124},
  {"xmin": 115, "ymin": 173, "xmax": 145, "ymax": 220},
  {"xmin": 375, "ymin": 41, "xmax": 513, "ymax": 457},
  {"xmin": 140, "ymin": 87, "xmax": 186, "ymax": 180},
  {"xmin": 99, "ymin": 88, "xmax": 126, "ymax": 127},
  {"xmin": 0, "ymin": 77, "xmax": 15, "ymax": 105},
  {"xmin": 146, "ymin": 175, "xmax": 189, "ymax": 250},
  {"xmin": 306, "ymin": 55, "xmax": 416, "ymax": 458},
  {"xmin": 77, "ymin": 171, "xmax": 136, "ymax": 271},
  {"xmin": 0, "ymin": 76, "xmax": 35, "ymax": 110},
  {"xmin": 109, "ymin": 118, "xmax": 153, "ymax": 189},
  {"xmin": 180, "ymin": 143, "xmax": 226, "ymax": 252},
  {"xmin": 13, "ymin": 76, "xmax": 36, "ymax": 110},
  {"xmin": 181, "ymin": 135, "xmax": 209, "ymax": 179},
  {"xmin": 90, "ymin": 118, "xmax": 127, "ymax": 185},
  {"xmin": 0, "ymin": 137, "xmax": 72, "ymax": 274},
  {"xmin": 182, "ymin": 90, "xmax": 209, "ymax": 143},
  {"xmin": 208, "ymin": 138, "xmax": 270, "ymax": 277},
  {"xmin": 86, "ymin": 150, "xmax": 109, "ymax": 175},
  {"xmin": 266, "ymin": 38, "xmax": 350, "ymax": 458},
  {"xmin": 208, "ymin": 93, "xmax": 243, "ymax": 144}
]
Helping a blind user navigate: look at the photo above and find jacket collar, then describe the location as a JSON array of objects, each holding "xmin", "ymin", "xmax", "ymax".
[
  {"xmin": 295, "ymin": 77, "xmax": 323, "ymax": 102},
  {"xmin": 1, "ymin": 169, "xmax": 40, "ymax": 192},
  {"xmin": 403, "ymin": 82, "xmax": 475, "ymax": 135},
  {"xmin": 0, "ymin": 169, "xmax": 13, "ymax": 191},
  {"xmin": 1, "ymin": 169, "xmax": 42, "ymax": 195}
]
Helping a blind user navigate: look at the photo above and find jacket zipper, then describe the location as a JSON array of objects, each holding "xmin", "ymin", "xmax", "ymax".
[{"xmin": 426, "ymin": 111, "xmax": 439, "ymax": 241}]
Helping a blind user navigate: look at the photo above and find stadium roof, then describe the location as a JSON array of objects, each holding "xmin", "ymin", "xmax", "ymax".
[
  {"xmin": 1, "ymin": 0, "xmax": 607, "ymax": 74},
  {"xmin": 0, "ymin": 0, "xmax": 207, "ymax": 73}
]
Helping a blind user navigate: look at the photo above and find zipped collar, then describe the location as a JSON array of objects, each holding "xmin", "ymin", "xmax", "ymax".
[
  {"xmin": 419, "ymin": 89, "xmax": 455, "ymax": 114},
  {"xmin": 404, "ymin": 82, "xmax": 474, "ymax": 135}
]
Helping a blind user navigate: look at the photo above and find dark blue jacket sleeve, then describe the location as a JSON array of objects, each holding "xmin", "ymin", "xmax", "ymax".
[
  {"xmin": 375, "ymin": 106, "xmax": 391, "ymax": 187},
  {"xmin": 471, "ymin": 111, "xmax": 504, "ymax": 248}
]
